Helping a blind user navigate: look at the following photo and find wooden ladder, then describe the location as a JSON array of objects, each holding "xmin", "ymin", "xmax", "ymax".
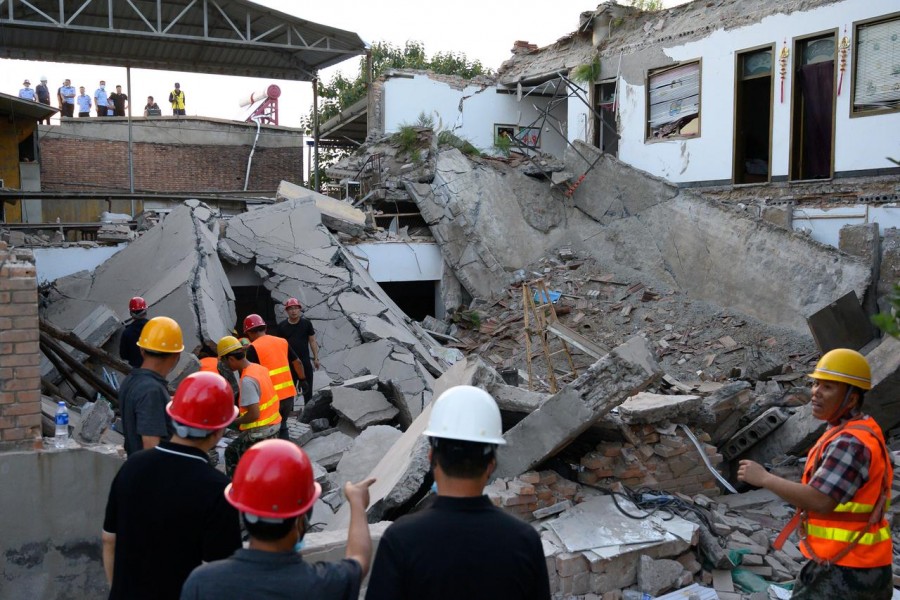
[{"xmin": 522, "ymin": 279, "xmax": 578, "ymax": 393}]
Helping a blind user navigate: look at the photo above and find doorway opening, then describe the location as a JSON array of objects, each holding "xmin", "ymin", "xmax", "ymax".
[
  {"xmin": 733, "ymin": 46, "xmax": 773, "ymax": 184},
  {"xmin": 232, "ymin": 285, "xmax": 275, "ymax": 334},
  {"xmin": 594, "ymin": 80, "xmax": 619, "ymax": 156},
  {"xmin": 790, "ymin": 33, "xmax": 837, "ymax": 180},
  {"xmin": 379, "ymin": 281, "xmax": 438, "ymax": 322}
]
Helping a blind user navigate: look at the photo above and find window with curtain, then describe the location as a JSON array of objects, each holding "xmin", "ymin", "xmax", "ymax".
[
  {"xmin": 853, "ymin": 15, "xmax": 900, "ymax": 115},
  {"xmin": 646, "ymin": 61, "xmax": 701, "ymax": 139}
]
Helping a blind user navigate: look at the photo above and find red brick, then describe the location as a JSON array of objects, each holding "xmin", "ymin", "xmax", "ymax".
[
  {"xmin": 16, "ymin": 389, "xmax": 40, "ymax": 404},
  {"xmin": 0, "ymin": 303, "xmax": 36, "ymax": 317},
  {"xmin": 16, "ymin": 413, "xmax": 41, "ymax": 428},
  {"xmin": 13, "ymin": 366, "xmax": 39, "ymax": 379},
  {"xmin": 0, "ymin": 329, "xmax": 38, "ymax": 343},
  {"xmin": 1, "ymin": 401, "xmax": 39, "ymax": 416},
  {"xmin": 3, "ymin": 377, "xmax": 39, "ymax": 392},
  {"xmin": 0, "ymin": 292, "xmax": 9, "ymax": 303},
  {"xmin": 0, "ymin": 416, "xmax": 15, "ymax": 429},
  {"xmin": 1, "ymin": 427, "xmax": 26, "ymax": 441},
  {"xmin": 0, "ymin": 392, "xmax": 16, "ymax": 405},
  {"xmin": 11, "ymin": 290, "xmax": 36, "ymax": 303},
  {"xmin": 2, "ymin": 279, "xmax": 38, "ymax": 291},
  {"xmin": 0, "ymin": 354, "xmax": 39, "ymax": 368},
  {"xmin": 14, "ymin": 342, "xmax": 39, "ymax": 355}
]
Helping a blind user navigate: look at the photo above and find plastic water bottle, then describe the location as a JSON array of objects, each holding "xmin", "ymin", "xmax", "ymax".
[{"xmin": 54, "ymin": 402, "xmax": 69, "ymax": 448}]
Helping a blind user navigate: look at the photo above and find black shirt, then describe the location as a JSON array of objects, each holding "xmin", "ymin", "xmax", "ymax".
[
  {"xmin": 365, "ymin": 495, "xmax": 551, "ymax": 600},
  {"xmin": 275, "ymin": 318, "xmax": 315, "ymax": 362},
  {"xmin": 109, "ymin": 92, "xmax": 128, "ymax": 116},
  {"xmin": 119, "ymin": 318, "xmax": 147, "ymax": 368},
  {"xmin": 36, "ymin": 83, "xmax": 51, "ymax": 104},
  {"xmin": 181, "ymin": 549, "xmax": 361, "ymax": 600},
  {"xmin": 118, "ymin": 368, "xmax": 172, "ymax": 456},
  {"xmin": 104, "ymin": 442, "xmax": 242, "ymax": 600}
]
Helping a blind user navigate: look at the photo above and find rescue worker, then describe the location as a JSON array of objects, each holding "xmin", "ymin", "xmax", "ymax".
[
  {"xmin": 365, "ymin": 385, "xmax": 551, "ymax": 600},
  {"xmin": 118, "ymin": 296, "xmax": 149, "ymax": 368},
  {"xmin": 217, "ymin": 335, "xmax": 281, "ymax": 477},
  {"xmin": 243, "ymin": 314, "xmax": 305, "ymax": 441},
  {"xmin": 276, "ymin": 297, "xmax": 320, "ymax": 406},
  {"xmin": 103, "ymin": 372, "xmax": 242, "ymax": 600},
  {"xmin": 738, "ymin": 349, "xmax": 892, "ymax": 600},
  {"xmin": 118, "ymin": 316, "xmax": 183, "ymax": 457},
  {"xmin": 180, "ymin": 440, "xmax": 376, "ymax": 599}
]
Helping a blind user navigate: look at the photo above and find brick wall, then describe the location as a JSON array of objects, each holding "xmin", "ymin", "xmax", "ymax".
[
  {"xmin": 40, "ymin": 138, "xmax": 302, "ymax": 193},
  {"xmin": 0, "ymin": 241, "xmax": 41, "ymax": 451}
]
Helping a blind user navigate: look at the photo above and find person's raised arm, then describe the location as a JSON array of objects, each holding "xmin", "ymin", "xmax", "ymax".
[{"xmin": 343, "ymin": 478, "xmax": 376, "ymax": 578}]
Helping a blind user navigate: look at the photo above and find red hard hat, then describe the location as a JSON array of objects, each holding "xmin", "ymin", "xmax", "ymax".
[
  {"xmin": 129, "ymin": 296, "xmax": 147, "ymax": 312},
  {"xmin": 225, "ymin": 440, "xmax": 322, "ymax": 518},
  {"xmin": 166, "ymin": 372, "xmax": 238, "ymax": 429},
  {"xmin": 242, "ymin": 314, "xmax": 266, "ymax": 333},
  {"xmin": 284, "ymin": 298, "xmax": 302, "ymax": 309}
]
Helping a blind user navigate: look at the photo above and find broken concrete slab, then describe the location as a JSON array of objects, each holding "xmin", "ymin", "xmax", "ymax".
[
  {"xmin": 861, "ymin": 335, "xmax": 900, "ymax": 433},
  {"xmin": 338, "ymin": 374, "xmax": 379, "ymax": 390},
  {"xmin": 877, "ymin": 227, "xmax": 899, "ymax": 315},
  {"xmin": 302, "ymin": 431, "xmax": 354, "ymax": 470},
  {"xmin": 359, "ymin": 316, "xmax": 420, "ymax": 349},
  {"xmin": 617, "ymin": 392, "xmax": 702, "ymax": 424},
  {"xmin": 494, "ymin": 336, "xmax": 661, "ymax": 479},
  {"xmin": 327, "ymin": 354, "xmax": 489, "ymax": 531},
  {"xmin": 331, "ymin": 388, "xmax": 399, "ymax": 430},
  {"xmin": 638, "ymin": 555, "xmax": 685, "ymax": 596},
  {"xmin": 276, "ymin": 180, "xmax": 367, "ymax": 237},
  {"xmin": 336, "ymin": 291, "xmax": 388, "ymax": 319},
  {"xmin": 44, "ymin": 203, "xmax": 235, "ymax": 378},
  {"xmin": 334, "ymin": 425, "xmax": 403, "ymax": 493},
  {"xmin": 839, "ymin": 222, "xmax": 880, "ymax": 316}
]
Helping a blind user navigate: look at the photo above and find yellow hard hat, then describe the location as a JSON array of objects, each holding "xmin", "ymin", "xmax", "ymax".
[
  {"xmin": 809, "ymin": 348, "xmax": 872, "ymax": 390},
  {"xmin": 217, "ymin": 335, "xmax": 243, "ymax": 357},
  {"xmin": 136, "ymin": 316, "xmax": 184, "ymax": 353}
]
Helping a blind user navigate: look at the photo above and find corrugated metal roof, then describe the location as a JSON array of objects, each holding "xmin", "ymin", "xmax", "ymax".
[
  {"xmin": 0, "ymin": 92, "xmax": 58, "ymax": 120},
  {"xmin": 0, "ymin": 0, "xmax": 366, "ymax": 81}
]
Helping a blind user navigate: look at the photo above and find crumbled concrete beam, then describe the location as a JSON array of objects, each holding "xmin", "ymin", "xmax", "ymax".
[
  {"xmin": 862, "ymin": 335, "xmax": 900, "ymax": 432},
  {"xmin": 44, "ymin": 202, "xmax": 236, "ymax": 379},
  {"xmin": 493, "ymin": 336, "xmax": 661, "ymax": 480},
  {"xmin": 877, "ymin": 228, "xmax": 899, "ymax": 315},
  {"xmin": 617, "ymin": 392, "xmax": 702, "ymax": 424},
  {"xmin": 739, "ymin": 403, "xmax": 825, "ymax": 466},
  {"xmin": 331, "ymin": 388, "xmax": 399, "ymax": 430},
  {"xmin": 839, "ymin": 223, "xmax": 880, "ymax": 315},
  {"xmin": 276, "ymin": 180, "xmax": 367, "ymax": 237}
]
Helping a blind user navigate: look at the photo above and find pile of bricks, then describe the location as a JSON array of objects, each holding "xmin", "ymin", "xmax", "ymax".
[
  {"xmin": 486, "ymin": 470, "xmax": 581, "ymax": 522},
  {"xmin": 577, "ymin": 425, "xmax": 724, "ymax": 497},
  {"xmin": 0, "ymin": 241, "xmax": 41, "ymax": 451}
]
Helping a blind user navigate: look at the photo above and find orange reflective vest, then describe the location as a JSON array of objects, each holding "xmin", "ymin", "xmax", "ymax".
[
  {"xmin": 238, "ymin": 362, "xmax": 281, "ymax": 432},
  {"xmin": 250, "ymin": 334, "xmax": 296, "ymax": 402},
  {"xmin": 799, "ymin": 415, "xmax": 892, "ymax": 568},
  {"xmin": 199, "ymin": 357, "xmax": 219, "ymax": 373}
]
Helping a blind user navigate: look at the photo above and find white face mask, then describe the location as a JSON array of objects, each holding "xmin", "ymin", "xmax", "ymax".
[{"xmin": 100, "ymin": 85, "xmax": 105, "ymax": 89}]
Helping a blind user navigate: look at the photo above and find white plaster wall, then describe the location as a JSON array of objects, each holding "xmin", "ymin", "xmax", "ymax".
[
  {"xmin": 615, "ymin": 0, "xmax": 900, "ymax": 183},
  {"xmin": 351, "ymin": 241, "xmax": 443, "ymax": 282},
  {"xmin": 793, "ymin": 203, "xmax": 900, "ymax": 247},
  {"xmin": 568, "ymin": 82, "xmax": 592, "ymax": 144},
  {"xmin": 33, "ymin": 244, "xmax": 125, "ymax": 284},
  {"xmin": 383, "ymin": 75, "xmax": 568, "ymax": 157}
]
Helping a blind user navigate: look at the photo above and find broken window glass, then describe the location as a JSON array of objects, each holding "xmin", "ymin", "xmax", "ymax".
[{"xmin": 647, "ymin": 61, "xmax": 701, "ymax": 140}]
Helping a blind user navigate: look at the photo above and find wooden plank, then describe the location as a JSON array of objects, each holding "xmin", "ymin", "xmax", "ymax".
[{"xmin": 547, "ymin": 322, "xmax": 607, "ymax": 359}]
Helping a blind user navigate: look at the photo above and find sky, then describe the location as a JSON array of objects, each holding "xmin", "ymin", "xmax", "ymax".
[{"xmin": 0, "ymin": 0, "xmax": 684, "ymax": 128}]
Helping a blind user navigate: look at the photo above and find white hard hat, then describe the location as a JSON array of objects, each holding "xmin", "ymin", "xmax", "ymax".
[
  {"xmin": 423, "ymin": 385, "xmax": 506, "ymax": 445},
  {"xmin": 40, "ymin": 75, "xmax": 47, "ymax": 81}
]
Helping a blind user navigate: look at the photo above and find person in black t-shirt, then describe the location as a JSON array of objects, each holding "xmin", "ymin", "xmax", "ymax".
[
  {"xmin": 275, "ymin": 297, "xmax": 319, "ymax": 405},
  {"xmin": 103, "ymin": 372, "xmax": 242, "ymax": 600},
  {"xmin": 366, "ymin": 386, "xmax": 551, "ymax": 600}
]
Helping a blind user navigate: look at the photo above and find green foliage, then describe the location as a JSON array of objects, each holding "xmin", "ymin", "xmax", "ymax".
[
  {"xmin": 872, "ymin": 282, "xmax": 900, "ymax": 339},
  {"xmin": 415, "ymin": 111, "xmax": 435, "ymax": 129},
  {"xmin": 436, "ymin": 130, "xmax": 481, "ymax": 156},
  {"xmin": 572, "ymin": 58, "xmax": 602, "ymax": 83},
  {"xmin": 392, "ymin": 125, "xmax": 420, "ymax": 154},
  {"xmin": 452, "ymin": 309, "xmax": 482, "ymax": 329},
  {"xmin": 494, "ymin": 133, "xmax": 511, "ymax": 156},
  {"xmin": 629, "ymin": 0, "xmax": 663, "ymax": 11},
  {"xmin": 307, "ymin": 40, "xmax": 492, "ymax": 133}
]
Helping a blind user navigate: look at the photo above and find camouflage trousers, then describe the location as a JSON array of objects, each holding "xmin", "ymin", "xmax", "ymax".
[
  {"xmin": 224, "ymin": 425, "xmax": 278, "ymax": 478},
  {"xmin": 791, "ymin": 561, "xmax": 893, "ymax": 600}
]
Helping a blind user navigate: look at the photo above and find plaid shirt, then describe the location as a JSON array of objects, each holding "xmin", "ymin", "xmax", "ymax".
[{"xmin": 807, "ymin": 410, "xmax": 871, "ymax": 505}]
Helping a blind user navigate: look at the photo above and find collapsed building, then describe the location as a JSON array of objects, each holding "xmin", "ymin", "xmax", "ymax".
[{"xmin": 1, "ymin": 0, "xmax": 900, "ymax": 598}]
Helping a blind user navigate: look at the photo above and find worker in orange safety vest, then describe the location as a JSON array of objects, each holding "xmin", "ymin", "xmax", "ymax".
[
  {"xmin": 243, "ymin": 314, "xmax": 305, "ymax": 441},
  {"xmin": 217, "ymin": 335, "xmax": 282, "ymax": 478},
  {"xmin": 738, "ymin": 349, "xmax": 892, "ymax": 600}
]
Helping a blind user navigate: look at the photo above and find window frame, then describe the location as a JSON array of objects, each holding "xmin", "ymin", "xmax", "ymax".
[
  {"xmin": 644, "ymin": 58, "xmax": 703, "ymax": 143},
  {"xmin": 850, "ymin": 11, "xmax": 900, "ymax": 118}
]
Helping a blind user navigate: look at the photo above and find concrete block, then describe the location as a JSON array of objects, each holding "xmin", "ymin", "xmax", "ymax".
[
  {"xmin": 721, "ymin": 407, "xmax": 790, "ymax": 460},
  {"xmin": 302, "ymin": 431, "xmax": 354, "ymax": 470},
  {"xmin": 334, "ymin": 425, "xmax": 402, "ymax": 492},
  {"xmin": 863, "ymin": 336, "xmax": 900, "ymax": 432},
  {"xmin": 76, "ymin": 400, "xmax": 114, "ymax": 443},
  {"xmin": 331, "ymin": 387, "xmax": 399, "ymax": 429},
  {"xmin": 806, "ymin": 290, "xmax": 875, "ymax": 353},
  {"xmin": 494, "ymin": 336, "xmax": 660, "ymax": 480},
  {"xmin": 840, "ymin": 222, "xmax": 880, "ymax": 316},
  {"xmin": 761, "ymin": 205, "xmax": 793, "ymax": 230},
  {"xmin": 637, "ymin": 555, "xmax": 685, "ymax": 596},
  {"xmin": 618, "ymin": 392, "xmax": 701, "ymax": 424},
  {"xmin": 741, "ymin": 403, "xmax": 824, "ymax": 465},
  {"xmin": 877, "ymin": 227, "xmax": 899, "ymax": 315}
]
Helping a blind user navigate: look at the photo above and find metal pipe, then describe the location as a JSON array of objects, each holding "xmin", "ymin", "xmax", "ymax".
[
  {"xmin": 127, "ymin": 67, "xmax": 135, "ymax": 208},
  {"xmin": 313, "ymin": 76, "xmax": 320, "ymax": 192},
  {"xmin": 679, "ymin": 424, "xmax": 738, "ymax": 494},
  {"xmin": 243, "ymin": 115, "xmax": 263, "ymax": 191}
]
